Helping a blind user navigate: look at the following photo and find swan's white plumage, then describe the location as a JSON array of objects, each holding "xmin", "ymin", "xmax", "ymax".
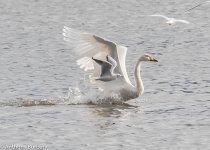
[
  {"xmin": 63, "ymin": 26, "xmax": 158, "ymax": 101},
  {"xmin": 63, "ymin": 26, "xmax": 132, "ymax": 87},
  {"xmin": 76, "ymin": 57, "xmax": 94, "ymax": 71}
]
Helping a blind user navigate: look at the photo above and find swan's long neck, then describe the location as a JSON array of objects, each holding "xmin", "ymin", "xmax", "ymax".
[{"xmin": 134, "ymin": 60, "xmax": 144, "ymax": 96}]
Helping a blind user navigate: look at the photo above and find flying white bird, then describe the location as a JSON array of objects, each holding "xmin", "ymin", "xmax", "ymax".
[
  {"xmin": 63, "ymin": 26, "xmax": 158, "ymax": 101},
  {"xmin": 187, "ymin": 1, "xmax": 210, "ymax": 11},
  {"xmin": 150, "ymin": 14, "xmax": 190, "ymax": 25},
  {"xmin": 92, "ymin": 55, "xmax": 122, "ymax": 82}
]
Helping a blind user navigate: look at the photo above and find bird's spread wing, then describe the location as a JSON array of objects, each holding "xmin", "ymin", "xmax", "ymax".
[
  {"xmin": 63, "ymin": 26, "xmax": 132, "ymax": 86},
  {"xmin": 175, "ymin": 19, "xmax": 190, "ymax": 24},
  {"xmin": 106, "ymin": 56, "xmax": 117, "ymax": 74},
  {"xmin": 150, "ymin": 14, "xmax": 170, "ymax": 20},
  {"xmin": 92, "ymin": 57, "xmax": 112, "ymax": 77}
]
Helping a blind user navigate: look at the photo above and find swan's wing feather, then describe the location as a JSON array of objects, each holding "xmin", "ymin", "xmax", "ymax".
[
  {"xmin": 116, "ymin": 46, "xmax": 132, "ymax": 85},
  {"xmin": 63, "ymin": 26, "xmax": 111, "ymax": 56},
  {"xmin": 63, "ymin": 26, "xmax": 132, "ymax": 86},
  {"xmin": 63, "ymin": 26, "xmax": 115, "ymax": 76},
  {"xmin": 150, "ymin": 14, "xmax": 170, "ymax": 20}
]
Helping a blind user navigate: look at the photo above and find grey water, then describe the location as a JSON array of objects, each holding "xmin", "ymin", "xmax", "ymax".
[{"xmin": 0, "ymin": 0, "xmax": 210, "ymax": 149}]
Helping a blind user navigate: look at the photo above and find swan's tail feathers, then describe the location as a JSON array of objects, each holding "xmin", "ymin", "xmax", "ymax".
[{"xmin": 76, "ymin": 57, "xmax": 94, "ymax": 71}]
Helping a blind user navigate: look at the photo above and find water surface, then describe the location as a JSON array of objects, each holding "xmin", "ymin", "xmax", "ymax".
[{"xmin": 0, "ymin": 0, "xmax": 210, "ymax": 149}]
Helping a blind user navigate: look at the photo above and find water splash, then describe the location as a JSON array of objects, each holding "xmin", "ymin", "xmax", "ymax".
[
  {"xmin": 0, "ymin": 85, "xmax": 129, "ymax": 107},
  {"xmin": 64, "ymin": 86, "xmax": 126, "ymax": 105}
]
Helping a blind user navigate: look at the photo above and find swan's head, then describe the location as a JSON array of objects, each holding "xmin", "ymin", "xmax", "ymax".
[{"xmin": 139, "ymin": 54, "xmax": 158, "ymax": 62}]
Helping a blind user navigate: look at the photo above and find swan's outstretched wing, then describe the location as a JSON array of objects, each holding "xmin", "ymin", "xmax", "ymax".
[
  {"xmin": 150, "ymin": 14, "xmax": 170, "ymax": 20},
  {"xmin": 174, "ymin": 19, "xmax": 190, "ymax": 24},
  {"xmin": 63, "ymin": 26, "xmax": 132, "ymax": 86}
]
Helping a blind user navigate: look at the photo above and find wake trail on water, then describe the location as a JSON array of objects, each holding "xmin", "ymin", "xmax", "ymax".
[{"xmin": 0, "ymin": 86, "xmax": 127, "ymax": 107}]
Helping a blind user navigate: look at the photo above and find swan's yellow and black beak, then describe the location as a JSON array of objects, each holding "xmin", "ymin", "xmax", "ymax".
[{"xmin": 148, "ymin": 56, "xmax": 158, "ymax": 62}]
